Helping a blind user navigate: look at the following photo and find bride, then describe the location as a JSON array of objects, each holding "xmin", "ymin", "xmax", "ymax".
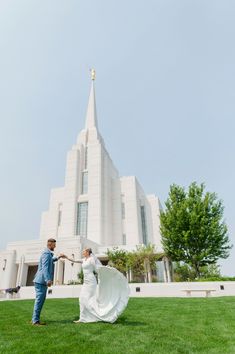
[{"xmin": 65, "ymin": 248, "xmax": 130, "ymax": 323}]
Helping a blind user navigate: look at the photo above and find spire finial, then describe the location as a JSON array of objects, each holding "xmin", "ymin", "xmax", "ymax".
[
  {"xmin": 91, "ymin": 68, "xmax": 96, "ymax": 81},
  {"xmin": 84, "ymin": 70, "xmax": 98, "ymax": 131}
]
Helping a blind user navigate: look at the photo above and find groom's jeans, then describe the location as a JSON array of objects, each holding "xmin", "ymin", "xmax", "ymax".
[{"xmin": 32, "ymin": 283, "xmax": 47, "ymax": 323}]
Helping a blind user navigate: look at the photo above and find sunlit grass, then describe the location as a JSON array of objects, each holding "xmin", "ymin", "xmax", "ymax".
[{"xmin": 0, "ymin": 297, "xmax": 235, "ymax": 354}]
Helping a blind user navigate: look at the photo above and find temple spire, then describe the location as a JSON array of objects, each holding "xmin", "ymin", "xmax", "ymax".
[
  {"xmin": 85, "ymin": 69, "xmax": 98, "ymax": 130},
  {"xmin": 91, "ymin": 68, "xmax": 96, "ymax": 81}
]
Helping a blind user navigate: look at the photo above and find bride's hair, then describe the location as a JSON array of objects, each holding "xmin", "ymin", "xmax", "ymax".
[{"xmin": 84, "ymin": 248, "xmax": 92, "ymax": 255}]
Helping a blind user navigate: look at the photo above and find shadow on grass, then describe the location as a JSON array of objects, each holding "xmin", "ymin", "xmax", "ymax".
[
  {"xmin": 46, "ymin": 319, "xmax": 78, "ymax": 324},
  {"xmin": 46, "ymin": 316, "xmax": 147, "ymax": 327},
  {"xmin": 114, "ymin": 317, "xmax": 147, "ymax": 327}
]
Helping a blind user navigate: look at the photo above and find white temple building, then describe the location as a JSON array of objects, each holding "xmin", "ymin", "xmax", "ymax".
[{"xmin": 0, "ymin": 71, "xmax": 165, "ymax": 289}]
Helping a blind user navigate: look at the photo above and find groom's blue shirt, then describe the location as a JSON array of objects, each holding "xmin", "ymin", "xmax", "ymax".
[{"xmin": 34, "ymin": 248, "xmax": 58, "ymax": 285}]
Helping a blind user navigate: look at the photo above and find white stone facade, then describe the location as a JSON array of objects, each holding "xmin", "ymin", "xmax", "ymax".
[{"xmin": 0, "ymin": 76, "xmax": 163, "ymax": 289}]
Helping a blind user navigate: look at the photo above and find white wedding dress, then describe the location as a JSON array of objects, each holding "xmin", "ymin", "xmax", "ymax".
[{"xmin": 78, "ymin": 256, "xmax": 130, "ymax": 323}]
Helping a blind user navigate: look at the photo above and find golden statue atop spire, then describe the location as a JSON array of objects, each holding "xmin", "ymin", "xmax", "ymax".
[{"xmin": 91, "ymin": 68, "xmax": 96, "ymax": 81}]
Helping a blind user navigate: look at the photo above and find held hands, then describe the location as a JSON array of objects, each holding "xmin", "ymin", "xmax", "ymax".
[
  {"xmin": 47, "ymin": 280, "xmax": 52, "ymax": 287},
  {"xmin": 58, "ymin": 253, "xmax": 67, "ymax": 259}
]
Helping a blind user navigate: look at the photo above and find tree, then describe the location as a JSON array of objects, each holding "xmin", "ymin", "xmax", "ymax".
[
  {"xmin": 160, "ymin": 182, "xmax": 232, "ymax": 278},
  {"xmin": 107, "ymin": 247, "xmax": 129, "ymax": 276},
  {"xmin": 134, "ymin": 244, "xmax": 160, "ymax": 282},
  {"xmin": 173, "ymin": 262, "xmax": 221, "ymax": 282},
  {"xmin": 107, "ymin": 244, "xmax": 161, "ymax": 282}
]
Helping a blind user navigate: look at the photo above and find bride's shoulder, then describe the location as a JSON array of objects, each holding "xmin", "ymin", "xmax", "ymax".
[{"xmin": 88, "ymin": 256, "xmax": 96, "ymax": 264}]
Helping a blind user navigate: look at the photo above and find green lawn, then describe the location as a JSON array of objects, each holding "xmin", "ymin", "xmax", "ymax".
[{"xmin": 0, "ymin": 297, "xmax": 235, "ymax": 354}]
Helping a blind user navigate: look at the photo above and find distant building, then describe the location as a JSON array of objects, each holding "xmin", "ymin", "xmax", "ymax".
[{"xmin": 0, "ymin": 72, "xmax": 166, "ymax": 289}]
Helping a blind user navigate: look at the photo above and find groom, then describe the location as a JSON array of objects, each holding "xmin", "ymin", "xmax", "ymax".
[{"xmin": 32, "ymin": 238, "xmax": 64, "ymax": 326}]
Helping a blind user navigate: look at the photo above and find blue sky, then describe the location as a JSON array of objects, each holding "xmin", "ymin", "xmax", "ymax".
[{"xmin": 0, "ymin": 0, "xmax": 234, "ymax": 275}]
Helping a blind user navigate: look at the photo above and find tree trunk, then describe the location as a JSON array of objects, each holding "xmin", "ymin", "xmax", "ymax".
[{"xmin": 193, "ymin": 263, "xmax": 201, "ymax": 278}]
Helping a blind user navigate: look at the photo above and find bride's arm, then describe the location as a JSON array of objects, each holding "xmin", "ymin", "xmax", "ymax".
[{"xmin": 64, "ymin": 256, "xmax": 83, "ymax": 263}]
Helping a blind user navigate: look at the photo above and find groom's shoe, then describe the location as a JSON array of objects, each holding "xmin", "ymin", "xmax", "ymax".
[{"xmin": 32, "ymin": 321, "xmax": 46, "ymax": 326}]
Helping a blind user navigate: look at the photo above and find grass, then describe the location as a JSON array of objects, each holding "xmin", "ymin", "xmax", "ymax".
[{"xmin": 0, "ymin": 297, "xmax": 235, "ymax": 354}]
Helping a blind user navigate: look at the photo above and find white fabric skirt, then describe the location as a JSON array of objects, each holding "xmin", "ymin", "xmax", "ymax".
[{"xmin": 79, "ymin": 266, "xmax": 130, "ymax": 323}]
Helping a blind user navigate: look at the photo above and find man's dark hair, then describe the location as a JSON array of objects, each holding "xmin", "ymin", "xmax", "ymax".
[{"xmin": 47, "ymin": 238, "xmax": 56, "ymax": 243}]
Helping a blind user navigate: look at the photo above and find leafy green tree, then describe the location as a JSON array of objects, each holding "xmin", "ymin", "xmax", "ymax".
[
  {"xmin": 107, "ymin": 247, "xmax": 129, "ymax": 276},
  {"xmin": 160, "ymin": 182, "xmax": 232, "ymax": 277},
  {"xmin": 173, "ymin": 262, "xmax": 197, "ymax": 281},
  {"xmin": 173, "ymin": 262, "xmax": 221, "ymax": 281},
  {"xmin": 134, "ymin": 244, "xmax": 160, "ymax": 282},
  {"xmin": 107, "ymin": 244, "xmax": 161, "ymax": 282},
  {"xmin": 199, "ymin": 263, "xmax": 221, "ymax": 279},
  {"xmin": 77, "ymin": 269, "xmax": 84, "ymax": 284}
]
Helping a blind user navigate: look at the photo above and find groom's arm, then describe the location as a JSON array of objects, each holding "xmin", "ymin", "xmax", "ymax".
[
  {"xmin": 52, "ymin": 254, "xmax": 66, "ymax": 262},
  {"xmin": 41, "ymin": 252, "xmax": 52, "ymax": 284}
]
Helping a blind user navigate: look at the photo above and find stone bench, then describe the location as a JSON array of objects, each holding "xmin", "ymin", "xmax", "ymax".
[{"xmin": 182, "ymin": 289, "xmax": 216, "ymax": 297}]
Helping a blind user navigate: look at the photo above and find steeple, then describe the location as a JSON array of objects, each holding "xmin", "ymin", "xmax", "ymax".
[
  {"xmin": 77, "ymin": 69, "xmax": 103, "ymax": 146},
  {"xmin": 85, "ymin": 69, "xmax": 98, "ymax": 131}
]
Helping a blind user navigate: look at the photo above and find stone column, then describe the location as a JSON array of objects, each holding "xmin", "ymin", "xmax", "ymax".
[
  {"xmin": 163, "ymin": 257, "xmax": 168, "ymax": 282},
  {"xmin": 53, "ymin": 261, "xmax": 58, "ymax": 285},
  {"xmin": 16, "ymin": 260, "xmax": 22, "ymax": 287},
  {"xmin": 163, "ymin": 256, "xmax": 171, "ymax": 283},
  {"xmin": 18, "ymin": 255, "xmax": 27, "ymax": 286},
  {"xmin": 57, "ymin": 260, "xmax": 65, "ymax": 285},
  {"xmin": 1, "ymin": 251, "xmax": 16, "ymax": 289},
  {"xmin": 129, "ymin": 268, "xmax": 133, "ymax": 282},
  {"xmin": 166, "ymin": 258, "xmax": 172, "ymax": 282}
]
